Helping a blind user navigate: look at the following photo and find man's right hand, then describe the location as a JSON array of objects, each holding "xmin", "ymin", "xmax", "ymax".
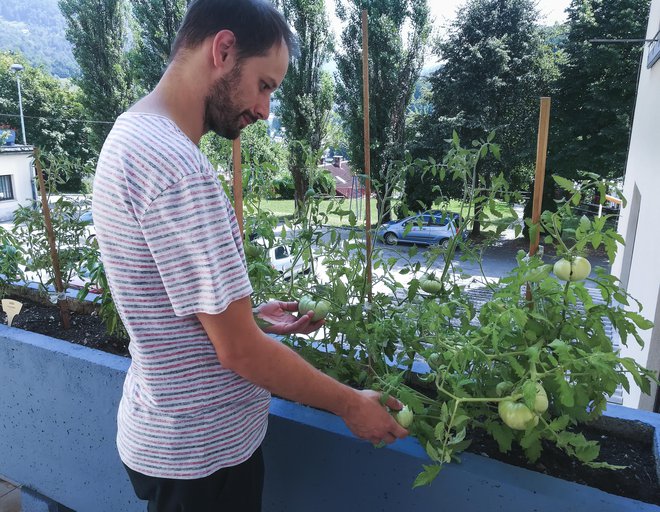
[{"xmin": 340, "ymin": 389, "xmax": 409, "ymax": 445}]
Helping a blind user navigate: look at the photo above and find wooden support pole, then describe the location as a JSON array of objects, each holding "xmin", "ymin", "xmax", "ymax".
[
  {"xmin": 361, "ymin": 9, "xmax": 373, "ymax": 303},
  {"xmin": 232, "ymin": 137, "xmax": 244, "ymax": 238},
  {"xmin": 529, "ymin": 97, "xmax": 551, "ymax": 257},
  {"xmin": 34, "ymin": 149, "xmax": 70, "ymax": 329},
  {"xmin": 526, "ymin": 97, "xmax": 551, "ymax": 307}
]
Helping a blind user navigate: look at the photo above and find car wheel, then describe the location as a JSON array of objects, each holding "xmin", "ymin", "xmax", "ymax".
[
  {"xmin": 384, "ymin": 232, "xmax": 398, "ymax": 245},
  {"xmin": 440, "ymin": 238, "xmax": 450, "ymax": 250}
]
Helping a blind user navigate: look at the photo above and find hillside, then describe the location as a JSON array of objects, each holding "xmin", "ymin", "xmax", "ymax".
[{"xmin": 0, "ymin": 1, "xmax": 78, "ymax": 78}]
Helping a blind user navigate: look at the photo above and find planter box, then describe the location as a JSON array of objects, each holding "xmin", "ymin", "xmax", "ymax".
[{"xmin": 1, "ymin": 324, "xmax": 659, "ymax": 511}]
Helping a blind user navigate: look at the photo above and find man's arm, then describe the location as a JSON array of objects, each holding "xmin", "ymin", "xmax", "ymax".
[{"xmin": 197, "ymin": 296, "xmax": 408, "ymax": 445}]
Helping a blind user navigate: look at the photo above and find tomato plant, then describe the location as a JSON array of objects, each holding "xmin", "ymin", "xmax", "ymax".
[{"xmin": 236, "ymin": 137, "xmax": 655, "ymax": 490}]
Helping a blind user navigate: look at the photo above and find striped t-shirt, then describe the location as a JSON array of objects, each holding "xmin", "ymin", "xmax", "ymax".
[{"xmin": 92, "ymin": 112, "xmax": 270, "ymax": 479}]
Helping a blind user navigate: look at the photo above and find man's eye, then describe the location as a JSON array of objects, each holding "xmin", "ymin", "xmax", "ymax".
[{"xmin": 261, "ymin": 82, "xmax": 270, "ymax": 91}]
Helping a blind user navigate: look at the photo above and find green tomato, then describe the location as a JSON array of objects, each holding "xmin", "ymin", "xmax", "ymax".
[
  {"xmin": 395, "ymin": 405, "xmax": 414, "ymax": 428},
  {"xmin": 553, "ymin": 256, "xmax": 591, "ymax": 281},
  {"xmin": 243, "ymin": 242, "xmax": 262, "ymax": 259},
  {"xmin": 419, "ymin": 274, "xmax": 444, "ymax": 294},
  {"xmin": 428, "ymin": 352, "xmax": 442, "ymax": 370},
  {"xmin": 298, "ymin": 295, "xmax": 331, "ymax": 321},
  {"xmin": 498, "ymin": 400, "xmax": 539, "ymax": 430},
  {"xmin": 534, "ymin": 383, "xmax": 548, "ymax": 413}
]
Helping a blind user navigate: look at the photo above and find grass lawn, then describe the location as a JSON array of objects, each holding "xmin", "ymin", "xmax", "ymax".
[{"xmin": 244, "ymin": 197, "xmax": 519, "ymax": 230}]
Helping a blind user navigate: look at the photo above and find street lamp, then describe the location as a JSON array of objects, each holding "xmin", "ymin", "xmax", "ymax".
[{"xmin": 9, "ymin": 63, "xmax": 27, "ymax": 145}]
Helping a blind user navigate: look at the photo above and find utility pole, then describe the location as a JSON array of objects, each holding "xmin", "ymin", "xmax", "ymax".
[{"xmin": 10, "ymin": 63, "xmax": 27, "ymax": 145}]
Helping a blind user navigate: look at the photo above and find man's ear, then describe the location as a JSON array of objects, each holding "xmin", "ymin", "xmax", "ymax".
[{"xmin": 211, "ymin": 30, "xmax": 237, "ymax": 70}]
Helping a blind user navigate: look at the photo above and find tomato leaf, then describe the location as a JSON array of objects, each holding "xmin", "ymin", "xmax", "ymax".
[{"xmin": 412, "ymin": 464, "xmax": 442, "ymax": 488}]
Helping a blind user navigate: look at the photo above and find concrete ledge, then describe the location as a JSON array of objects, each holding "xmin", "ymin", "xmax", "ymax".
[{"xmin": 1, "ymin": 324, "xmax": 659, "ymax": 511}]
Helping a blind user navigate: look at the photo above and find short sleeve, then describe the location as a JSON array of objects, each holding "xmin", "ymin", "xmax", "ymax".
[{"xmin": 140, "ymin": 173, "xmax": 252, "ymax": 317}]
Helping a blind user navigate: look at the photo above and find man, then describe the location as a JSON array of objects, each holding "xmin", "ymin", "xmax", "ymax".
[{"xmin": 92, "ymin": 0, "xmax": 407, "ymax": 510}]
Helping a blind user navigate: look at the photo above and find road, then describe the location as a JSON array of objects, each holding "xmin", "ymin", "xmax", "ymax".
[{"xmin": 310, "ymin": 223, "xmax": 611, "ymax": 294}]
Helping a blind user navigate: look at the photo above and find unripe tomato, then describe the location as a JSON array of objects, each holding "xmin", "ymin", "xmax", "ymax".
[
  {"xmin": 419, "ymin": 274, "xmax": 444, "ymax": 294},
  {"xmin": 498, "ymin": 400, "xmax": 539, "ymax": 430},
  {"xmin": 395, "ymin": 405, "xmax": 414, "ymax": 428},
  {"xmin": 298, "ymin": 295, "xmax": 331, "ymax": 321},
  {"xmin": 534, "ymin": 383, "xmax": 548, "ymax": 413},
  {"xmin": 243, "ymin": 242, "xmax": 262, "ymax": 259},
  {"xmin": 553, "ymin": 256, "xmax": 591, "ymax": 281}
]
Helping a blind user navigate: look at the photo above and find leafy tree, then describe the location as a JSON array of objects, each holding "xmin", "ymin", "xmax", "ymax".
[
  {"xmin": 200, "ymin": 120, "xmax": 287, "ymax": 198},
  {"xmin": 275, "ymin": 0, "xmax": 334, "ymax": 212},
  {"xmin": 59, "ymin": 0, "xmax": 135, "ymax": 151},
  {"xmin": 335, "ymin": 0, "xmax": 430, "ymax": 222},
  {"xmin": 0, "ymin": 52, "xmax": 93, "ymax": 188},
  {"xmin": 421, "ymin": 0, "xmax": 555, "ymax": 235},
  {"xmin": 549, "ymin": 0, "xmax": 650, "ymax": 182},
  {"xmin": 130, "ymin": 0, "xmax": 190, "ymax": 92}
]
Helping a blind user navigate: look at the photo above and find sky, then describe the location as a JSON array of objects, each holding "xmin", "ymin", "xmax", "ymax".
[{"xmin": 428, "ymin": 0, "xmax": 572, "ymax": 26}]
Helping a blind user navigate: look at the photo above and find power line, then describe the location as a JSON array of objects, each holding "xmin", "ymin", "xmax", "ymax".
[{"xmin": 0, "ymin": 112, "xmax": 115, "ymax": 125}]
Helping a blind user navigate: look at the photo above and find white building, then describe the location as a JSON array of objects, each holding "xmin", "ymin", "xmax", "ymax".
[
  {"xmin": 0, "ymin": 143, "xmax": 35, "ymax": 222},
  {"xmin": 611, "ymin": 0, "xmax": 660, "ymax": 411}
]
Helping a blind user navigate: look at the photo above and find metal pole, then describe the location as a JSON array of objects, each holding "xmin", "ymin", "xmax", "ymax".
[
  {"xmin": 361, "ymin": 9, "xmax": 373, "ymax": 303},
  {"xmin": 10, "ymin": 64, "xmax": 27, "ymax": 145},
  {"xmin": 16, "ymin": 75, "xmax": 26, "ymax": 145}
]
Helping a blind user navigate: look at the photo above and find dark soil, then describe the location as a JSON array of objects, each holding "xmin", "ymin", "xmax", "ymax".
[{"xmin": 2, "ymin": 293, "xmax": 659, "ymax": 505}]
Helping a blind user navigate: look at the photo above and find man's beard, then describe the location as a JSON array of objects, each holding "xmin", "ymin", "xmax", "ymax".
[{"xmin": 203, "ymin": 65, "xmax": 255, "ymax": 140}]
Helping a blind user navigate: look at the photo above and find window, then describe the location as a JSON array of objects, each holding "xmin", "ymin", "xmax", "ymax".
[
  {"xmin": 274, "ymin": 245, "xmax": 289, "ymax": 260},
  {"xmin": 0, "ymin": 175, "xmax": 14, "ymax": 201}
]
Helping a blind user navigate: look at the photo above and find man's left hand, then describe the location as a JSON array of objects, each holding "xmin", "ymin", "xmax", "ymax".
[{"xmin": 254, "ymin": 301, "xmax": 324, "ymax": 335}]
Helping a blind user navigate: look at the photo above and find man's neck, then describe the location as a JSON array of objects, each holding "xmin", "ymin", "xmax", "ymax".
[{"xmin": 130, "ymin": 66, "xmax": 207, "ymax": 145}]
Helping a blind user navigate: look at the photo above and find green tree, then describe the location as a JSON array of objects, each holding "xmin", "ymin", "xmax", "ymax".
[
  {"xmin": 59, "ymin": 0, "xmax": 135, "ymax": 150},
  {"xmin": 0, "ymin": 52, "xmax": 93, "ymax": 187},
  {"xmin": 549, "ymin": 0, "xmax": 650, "ymax": 182},
  {"xmin": 335, "ymin": 0, "xmax": 430, "ymax": 222},
  {"xmin": 200, "ymin": 120, "xmax": 287, "ymax": 197},
  {"xmin": 275, "ymin": 0, "xmax": 334, "ymax": 212},
  {"xmin": 422, "ymin": 0, "xmax": 555, "ymax": 235},
  {"xmin": 130, "ymin": 0, "xmax": 190, "ymax": 92}
]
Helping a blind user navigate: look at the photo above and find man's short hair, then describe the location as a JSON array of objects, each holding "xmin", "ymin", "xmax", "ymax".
[{"xmin": 171, "ymin": 0, "xmax": 298, "ymax": 62}]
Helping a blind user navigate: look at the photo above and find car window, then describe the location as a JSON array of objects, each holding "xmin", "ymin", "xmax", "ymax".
[
  {"xmin": 274, "ymin": 245, "xmax": 289, "ymax": 260},
  {"xmin": 430, "ymin": 214, "xmax": 450, "ymax": 226}
]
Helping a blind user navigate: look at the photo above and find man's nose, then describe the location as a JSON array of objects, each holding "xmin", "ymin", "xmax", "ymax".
[{"xmin": 255, "ymin": 95, "xmax": 271, "ymax": 121}]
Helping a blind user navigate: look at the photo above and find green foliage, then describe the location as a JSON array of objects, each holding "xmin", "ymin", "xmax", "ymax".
[
  {"xmin": 129, "ymin": 0, "xmax": 189, "ymax": 92},
  {"xmin": 0, "ymin": 228, "xmax": 25, "ymax": 300},
  {"xmin": 59, "ymin": 0, "xmax": 135, "ymax": 151},
  {"xmin": 0, "ymin": 52, "xmax": 93, "ymax": 174},
  {"xmin": 550, "ymin": 0, "xmax": 650, "ymax": 182},
  {"xmin": 335, "ymin": 0, "xmax": 431, "ymax": 221},
  {"xmin": 245, "ymin": 136, "xmax": 653, "ymax": 488},
  {"xmin": 10, "ymin": 152, "xmax": 94, "ymax": 299},
  {"xmin": 275, "ymin": 0, "xmax": 335, "ymax": 211},
  {"xmin": 420, "ymin": 0, "xmax": 557, "ymax": 224}
]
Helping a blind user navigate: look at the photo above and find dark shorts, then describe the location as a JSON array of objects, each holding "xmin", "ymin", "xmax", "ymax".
[{"xmin": 123, "ymin": 447, "xmax": 264, "ymax": 512}]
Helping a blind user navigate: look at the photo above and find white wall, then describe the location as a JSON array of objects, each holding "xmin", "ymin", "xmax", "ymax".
[
  {"xmin": 611, "ymin": 0, "xmax": 660, "ymax": 410},
  {"xmin": 0, "ymin": 150, "xmax": 34, "ymax": 222}
]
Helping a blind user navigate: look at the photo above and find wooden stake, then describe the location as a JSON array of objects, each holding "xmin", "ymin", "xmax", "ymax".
[
  {"xmin": 526, "ymin": 97, "xmax": 551, "ymax": 307},
  {"xmin": 34, "ymin": 149, "xmax": 70, "ymax": 329},
  {"xmin": 361, "ymin": 9, "xmax": 373, "ymax": 303},
  {"xmin": 232, "ymin": 137, "xmax": 244, "ymax": 238},
  {"xmin": 529, "ymin": 97, "xmax": 551, "ymax": 256}
]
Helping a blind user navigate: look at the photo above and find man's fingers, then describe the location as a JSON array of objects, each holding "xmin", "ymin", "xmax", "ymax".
[
  {"xmin": 383, "ymin": 395, "xmax": 403, "ymax": 412},
  {"xmin": 279, "ymin": 301, "xmax": 299, "ymax": 312}
]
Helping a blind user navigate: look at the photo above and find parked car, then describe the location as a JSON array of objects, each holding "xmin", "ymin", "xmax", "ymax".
[
  {"xmin": 376, "ymin": 212, "xmax": 465, "ymax": 248},
  {"xmin": 251, "ymin": 236, "xmax": 314, "ymax": 277}
]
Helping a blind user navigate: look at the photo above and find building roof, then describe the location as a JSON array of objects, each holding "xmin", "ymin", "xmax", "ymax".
[
  {"xmin": 0, "ymin": 144, "xmax": 34, "ymax": 155},
  {"xmin": 321, "ymin": 158, "xmax": 365, "ymax": 198}
]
